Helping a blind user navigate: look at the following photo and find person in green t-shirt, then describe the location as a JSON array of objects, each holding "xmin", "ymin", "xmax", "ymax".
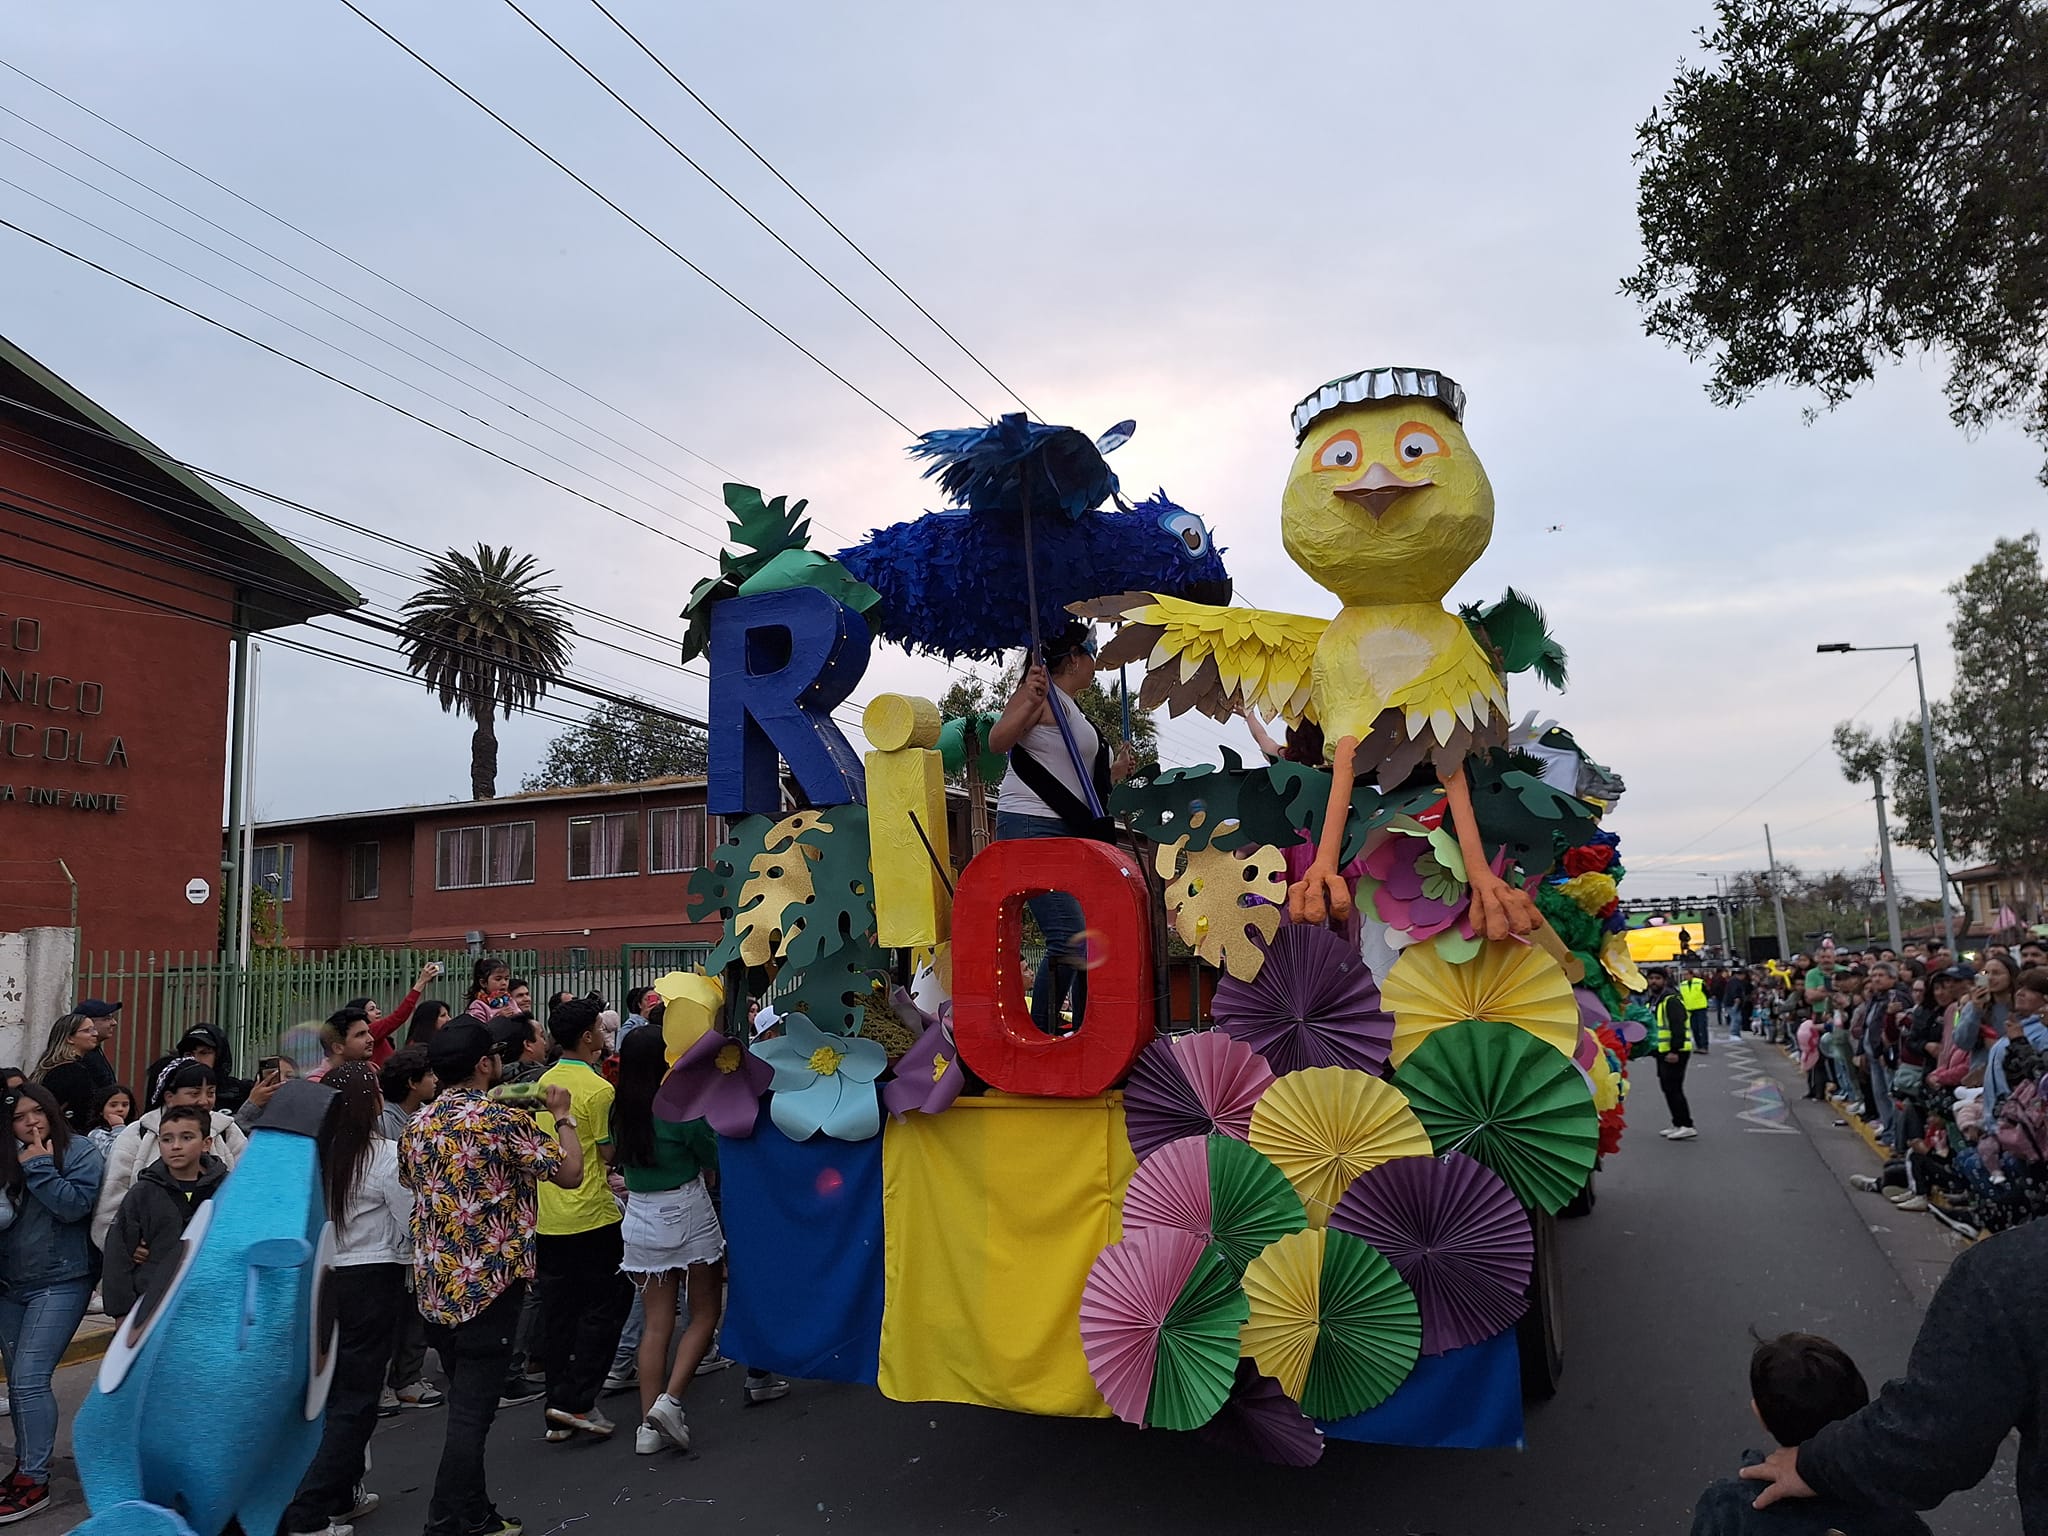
[
  {"xmin": 533, "ymin": 999, "xmax": 634, "ymax": 1440},
  {"xmin": 610, "ymin": 1028, "xmax": 730, "ymax": 1457}
]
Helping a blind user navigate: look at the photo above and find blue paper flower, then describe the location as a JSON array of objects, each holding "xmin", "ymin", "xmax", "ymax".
[{"xmin": 753, "ymin": 1011, "xmax": 888, "ymax": 1142}]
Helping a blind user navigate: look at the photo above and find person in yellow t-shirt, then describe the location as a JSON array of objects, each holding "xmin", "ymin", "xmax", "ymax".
[{"xmin": 533, "ymin": 997, "xmax": 633, "ymax": 1440}]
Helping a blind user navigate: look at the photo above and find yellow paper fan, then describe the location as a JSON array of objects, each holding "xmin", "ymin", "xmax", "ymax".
[
  {"xmin": 1248, "ymin": 1067, "xmax": 1432, "ymax": 1227},
  {"xmin": 1238, "ymin": 1226, "xmax": 1326, "ymax": 1398},
  {"xmin": 1381, "ymin": 938, "xmax": 1579, "ymax": 1069}
]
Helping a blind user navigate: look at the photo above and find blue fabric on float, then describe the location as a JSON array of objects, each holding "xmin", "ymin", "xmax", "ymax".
[
  {"xmin": 1317, "ymin": 1329, "xmax": 1525, "ymax": 1450},
  {"xmin": 716, "ymin": 1122, "xmax": 885, "ymax": 1384}
]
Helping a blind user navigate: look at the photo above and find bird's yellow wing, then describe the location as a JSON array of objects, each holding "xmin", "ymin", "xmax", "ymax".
[{"xmin": 1072, "ymin": 593, "xmax": 1328, "ymax": 723}]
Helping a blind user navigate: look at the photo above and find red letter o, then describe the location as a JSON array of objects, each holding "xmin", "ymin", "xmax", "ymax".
[{"xmin": 950, "ymin": 837, "xmax": 1155, "ymax": 1097}]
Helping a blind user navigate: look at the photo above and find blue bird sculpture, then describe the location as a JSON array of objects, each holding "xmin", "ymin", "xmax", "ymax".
[
  {"xmin": 835, "ymin": 414, "xmax": 1233, "ymax": 660},
  {"xmin": 70, "ymin": 1079, "xmax": 338, "ymax": 1536}
]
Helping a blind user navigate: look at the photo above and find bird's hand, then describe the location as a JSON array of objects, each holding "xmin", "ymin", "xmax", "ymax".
[
  {"xmin": 1739, "ymin": 1446, "xmax": 1814, "ymax": 1508},
  {"xmin": 1465, "ymin": 862, "xmax": 1539, "ymax": 941},
  {"xmin": 1288, "ymin": 859, "xmax": 1354, "ymax": 927}
]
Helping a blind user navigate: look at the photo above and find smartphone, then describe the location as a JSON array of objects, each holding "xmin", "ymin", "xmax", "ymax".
[
  {"xmin": 255, "ymin": 1056, "xmax": 284, "ymax": 1081},
  {"xmin": 487, "ymin": 1080, "xmax": 547, "ymax": 1109},
  {"xmin": 424, "ymin": 961, "xmax": 444, "ymax": 980}
]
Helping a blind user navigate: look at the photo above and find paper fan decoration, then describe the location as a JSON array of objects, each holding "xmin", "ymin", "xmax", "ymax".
[
  {"xmin": 1393, "ymin": 1020, "xmax": 1599, "ymax": 1214},
  {"xmin": 1248, "ymin": 1067, "xmax": 1432, "ymax": 1227},
  {"xmin": 1123, "ymin": 1031, "xmax": 1276, "ymax": 1159},
  {"xmin": 1240, "ymin": 1225, "xmax": 1422, "ymax": 1420},
  {"xmin": 1380, "ymin": 937, "xmax": 1579, "ymax": 1068},
  {"xmin": 1212, "ymin": 923, "xmax": 1395, "ymax": 1077},
  {"xmin": 1330, "ymin": 1153, "xmax": 1532, "ymax": 1355},
  {"xmin": 1079, "ymin": 1227, "xmax": 1248, "ymax": 1431},
  {"xmin": 1121, "ymin": 1134, "xmax": 1307, "ymax": 1276},
  {"xmin": 1196, "ymin": 1360, "xmax": 1324, "ymax": 1466}
]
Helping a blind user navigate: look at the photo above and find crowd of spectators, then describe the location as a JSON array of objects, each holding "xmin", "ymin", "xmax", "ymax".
[
  {"xmin": 0, "ymin": 958, "xmax": 782, "ymax": 1531},
  {"xmin": 1706, "ymin": 935, "xmax": 2048, "ymax": 1241}
]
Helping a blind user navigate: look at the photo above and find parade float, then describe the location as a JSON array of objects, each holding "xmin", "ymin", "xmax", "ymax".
[{"xmin": 662, "ymin": 369, "xmax": 1645, "ymax": 1461}]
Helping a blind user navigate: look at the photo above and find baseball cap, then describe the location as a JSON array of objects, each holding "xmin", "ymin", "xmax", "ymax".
[
  {"xmin": 752, "ymin": 1003, "xmax": 780, "ymax": 1039},
  {"xmin": 74, "ymin": 999, "xmax": 122, "ymax": 1019},
  {"xmin": 1938, "ymin": 964, "xmax": 1978, "ymax": 982},
  {"xmin": 486, "ymin": 1014, "xmax": 534, "ymax": 1063},
  {"xmin": 427, "ymin": 1020, "xmax": 494, "ymax": 1081}
]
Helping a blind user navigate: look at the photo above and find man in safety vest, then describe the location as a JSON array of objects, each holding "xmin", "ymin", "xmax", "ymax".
[
  {"xmin": 1647, "ymin": 968, "xmax": 1698, "ymax": 1141},
  {"xmin": 1680, "ymin": 967, "xmax": 1712, "ymax": 1056}
]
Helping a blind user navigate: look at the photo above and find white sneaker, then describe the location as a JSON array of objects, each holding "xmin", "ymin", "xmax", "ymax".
[
  {"xmin": 1658, "ymin": 1127, "xmax": 1682, "ymax": 1138},
  {"xmin": 693, "ymin": 1349, "xmax": 734, "ymax": 1376},
  {"xmin": 290, "ymin": 1525, "xmax": 351, "ymax": 1536},
  {"xmin": 376, "ymin": 1385, "xmax": 401, "ymax": 1417},
  {"xmin": 633, "ymin": 1423, "xmax": 665, "ymax": 1456},
  {"xmin": 1894, "ymin": 1194, "xmax": 1929, "ymax": 1212},
  {"xmin": 602, "ymin": 1363, "xmax": 636, "ymax": 1393},
  {"xmin": 645, "ymin": 1393, "xmax": 690, "ymax": 1451},
  {"xmin": 394, "ymin": 1380, "xmax": 444, "ymax": 1410},
  {"xmin": 1849, "ymin": 1173, "xmax": 1881, "ymax": 1192},
  {"xmin": 337, "ymin": 1487, "xmax": 378, "ymax": 1522},
  {"xmin": 1667, "ymin": 1126, "xmax": 1698, "ymax": 1141}
]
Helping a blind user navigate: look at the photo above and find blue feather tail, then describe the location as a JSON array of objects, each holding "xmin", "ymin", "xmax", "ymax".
[{"xmin": 907, "ymin": 412, "xmax": 1122, "ymax": 519}]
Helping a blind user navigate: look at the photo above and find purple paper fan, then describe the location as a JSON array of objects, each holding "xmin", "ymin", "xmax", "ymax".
[
  {"xmin": 1123, "ymin": 1032, "xmax": 1274, "ymax": 1159},
  {"xmin": 1213, "ymin": 923, "xmax": 1394, "ymax": 1078},
  {"xmin": 1330, "ymin": 1152, "xmax": 1533, "ymax": 1356},
  {"xmin": 1196, "ymin": 1359, "xmax": 1325, "ymax": 1466}
]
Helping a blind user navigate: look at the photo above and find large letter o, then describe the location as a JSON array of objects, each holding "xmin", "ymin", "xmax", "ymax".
[{"xmin": 951, "ymin": 837, "xmax": 1155, "ymax": 1097}]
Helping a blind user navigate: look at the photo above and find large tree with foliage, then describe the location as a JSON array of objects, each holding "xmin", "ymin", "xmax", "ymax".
[
  {"xmin": 400, "ymin": 544, "xmax": 575, "ymax": 800},
  {"xmin": 1836, "ymin": 535, "xmax": 2048, "ymax": 904},
  {"xmin": 1726, "ymin": 862, "xmax": 1941, "ymax": 948},
  {"xmin": 521, "ymin": 697, "xmax": 709, "ymax": 791},
  {"xmin": 1628, "ymin": 0, "xmax": 2048, "ymax": 480}
]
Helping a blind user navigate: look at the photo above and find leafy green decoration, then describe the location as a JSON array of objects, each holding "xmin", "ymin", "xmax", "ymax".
[
  {"xmin": 1110, "ymin": 747, "xmax": 1421, "ymax": 866},
  {"xmin": 685, "ymin": 813, "xmax": 769, "ymax": 973},
  {"xmin": 1460, "ymin": 588, "xmax": 1568, "ymax": 688},
  {"xmin": 1466, "ymin": 754, "xmax": 1599, "ymax": 879},
  {"xmin": 1113, "ymin": 758, "xmax": 1247, "ymax": 852},
  {"xmin": 679, "ymin": 484, "xmax": 818, "ymax": 662},
  {"xmin": 777, "ymin": 935, "xmax": 887, "ymax": 1037},
  {"xmin": 776, "ymin": 804, "xmax": 877, "ymax": 973}
]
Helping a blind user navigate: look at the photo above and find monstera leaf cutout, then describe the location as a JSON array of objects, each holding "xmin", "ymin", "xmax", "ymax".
[
  {"xmin": 775, "ymin": 804, "xmax": 879, "ymax": 971},
  {"xmin": 1464, "ymin": 757, "xmax": 1599, "ymax": 881},
  {"xmin": 1114, "ymin": 760, "xmax": 1249, "ymax": 853},
  {"xmin": 1156, "ymin": 839, "xmax": 1287, "ymax": 980},
  {"xmin": 777, "ymin": 936, "xmax": 889, "ymax": 1037}
]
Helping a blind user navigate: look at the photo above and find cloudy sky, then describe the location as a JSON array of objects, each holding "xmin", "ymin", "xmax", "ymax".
[{"xmin": 4, "ymin": 0, "xmax": 2037, "ymax": 913}]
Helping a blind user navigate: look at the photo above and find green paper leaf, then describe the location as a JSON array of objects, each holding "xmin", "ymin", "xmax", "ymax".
[
  {"xmin": 1431, "ymin": 930, "xmax": 1485, "ymax": 966},
  {"xmin": 1205, "ymin": 1137, "xmax": 1308, "ymax": 1276},
  {"xmin": 775, "ymin": 805, "xmax": 878, "ymax": 974},
  {"xmin": 1144, "ymin": 1243, "xmax": 1249, "ymax": 1432},
  {"xmin": 735, "ymin": 547, "xmax": 883, "ymax": 614},
  {"xmin": 1465, "ymin": 755, "xmax": 1600, "ymax": 880},
  {"xmin": 1394, "ymin": 1020, "xmax": 1599, "ymax": 1215},
  {"xmin": 777, "ymin": 934, "xmax": 888, "ymax": 1037},
  {"xmin": 1297, "ymin": 1229, "xmax": 1422, "ymax": 1421}
]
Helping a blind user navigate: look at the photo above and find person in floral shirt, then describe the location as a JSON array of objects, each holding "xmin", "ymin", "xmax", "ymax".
[{"xmin": 400, "ymin": 1022, "xmax": 584, "ymax": 1536}]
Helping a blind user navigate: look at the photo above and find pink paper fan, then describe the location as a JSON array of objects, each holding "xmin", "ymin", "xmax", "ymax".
[
  {"xmin": 1213, "ymin": 923, "xmax": 1394, "ymax": 1077},
  {"xmin": 1120, "ymin": 1136, "xmax": 1213, "ymax": 1240},
  {"xmin": 1078, "ymin": 1226, "xmax": 1208, "ymax": 1424},
  {"xmin": 1330, "ymin": 1153, "xmax": 1533, "ymax": 1356},
  {"xmin": 1197, "ymin": 1361, "xmax": 1325, "ymax": 1466},
  {"xmin": 1123, "ymin": 1032, "xmax": 1275, "ymax": 1159}
]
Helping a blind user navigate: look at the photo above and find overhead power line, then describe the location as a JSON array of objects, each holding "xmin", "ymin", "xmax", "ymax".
[
  {"xmin": 586, "ymin": 0, "xmax": 1037, "ymax": 420},
  {"xmin": 498, "ymin": 0, "xmax": 986, "ymax": 421},
  {"xmin": 335, "ymin": 0, "xmax": 916, "ymax": 435},
  {"xmin": 0, "ymin": 54, "xmax": 739, "ymax": 483}
]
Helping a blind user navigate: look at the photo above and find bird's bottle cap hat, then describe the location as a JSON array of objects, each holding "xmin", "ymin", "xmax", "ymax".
[{"xmin": 1291, "ymin": 367, "xmax": 1467, "ymax": 443}]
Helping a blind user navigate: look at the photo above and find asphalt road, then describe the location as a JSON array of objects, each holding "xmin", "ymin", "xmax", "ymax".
[{"xmin": 29, "ymin": 1033, "xmax": 2022, "ymax": 1535}]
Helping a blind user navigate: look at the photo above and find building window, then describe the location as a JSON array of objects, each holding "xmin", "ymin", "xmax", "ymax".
[
  {"xmin": 648, "ymin": 806, "xmax": 709, "ymax": 874},
  {"xmin": 348, "ymin": 842, "xmax": 380, "ymax": 901},
  {"xmin": 569, "ymin": 812, "xmax": 640, "ymax": 880},
  {"xmin": 250, "ymin": 842, "xmax": 294, "ymax": 901},
  {"xmin": 435, "ymin": 822, "xmax": 536, "ymax": 890}
]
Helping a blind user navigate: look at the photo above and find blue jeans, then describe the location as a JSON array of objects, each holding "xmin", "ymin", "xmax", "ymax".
[
  {"xmin": 994, "ymin": 811, "xmax": 1089, "ymax": 1033},
  {"xmin": 0, "ymin": 1278, "xmax": 92, "ymax": 1482}
]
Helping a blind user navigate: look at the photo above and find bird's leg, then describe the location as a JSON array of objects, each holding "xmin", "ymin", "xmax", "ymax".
[
  {"xmin": 1289, "ymin": 735, "xmax": 1359, "ymax": 927},
  {"xmin": 1442, "ymin": 761, "xmax": 1540, "ymax": 941}
]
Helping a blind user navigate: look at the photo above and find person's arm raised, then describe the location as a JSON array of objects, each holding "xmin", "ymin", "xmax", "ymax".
[{"xmin": 988, "ymin": 661, "xmax": 1051, "ymax": 755}]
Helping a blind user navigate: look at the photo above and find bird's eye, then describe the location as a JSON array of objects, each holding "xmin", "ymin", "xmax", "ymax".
[
  {"xmin": 1395, "ymin": 422, "xmax": 1448, "ymax": 463},
  {"xmin": 1158, "ymin": 507, "xmax": 1210, "ymax": 560},
  {"xmin": 1315, "ymin": 431, "xmax": 1363, "ymax": 472}
]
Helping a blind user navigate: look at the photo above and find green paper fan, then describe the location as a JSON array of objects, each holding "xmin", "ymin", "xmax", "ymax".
[
  {"xmin": 1148, "ymin": 1242, "xmax": 1251, "ymax": 1431},
  {"xmin": 1208, "ymin": 1136, "xmax": 1309, "ymax": 1276},
  {"xmin": 1300, "ymin": 1229, "xmax": 1423, "ymax": 1420},
  {"xmin": 1394, "ymin": 1019, "xmax": 1598, "ymax": 1215}
]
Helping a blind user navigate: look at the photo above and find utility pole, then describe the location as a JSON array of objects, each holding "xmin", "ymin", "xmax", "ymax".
[
  {"xmin": 1764, "ymin": 822, "xmax": 1792, "ymax": 960},
  {"xmin": 1872, "ymin": 770, "xmax": 1904, "ymax": 954}
]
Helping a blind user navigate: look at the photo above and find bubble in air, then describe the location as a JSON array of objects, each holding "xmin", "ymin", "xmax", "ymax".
[
  {"xmin": 815, "ymin": 1166, "xmax": 845, "ymax": 1199},
  {"xmin": 1074, "ymin": 928, "xmax": 1110, "ymax": 971}
]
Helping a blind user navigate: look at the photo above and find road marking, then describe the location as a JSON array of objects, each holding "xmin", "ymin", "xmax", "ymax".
[{"xmin": 1719, "ymin": 1036, "xmax": 1799, "ymax": 1132}]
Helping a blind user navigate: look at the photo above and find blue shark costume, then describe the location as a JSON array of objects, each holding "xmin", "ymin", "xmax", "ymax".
[{"xmin": 68, "ymin": 1079, "xmax": 337, "ymax": 1536}]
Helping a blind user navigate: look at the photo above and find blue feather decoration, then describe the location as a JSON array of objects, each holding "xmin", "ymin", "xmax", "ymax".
[
  {"xmin": 907, "ymin": 412, "xmax": 1122, "ymax": 520},
  {"xmin": 837, "ymin": 489, "xmax": 1233, "ymax": 661}
]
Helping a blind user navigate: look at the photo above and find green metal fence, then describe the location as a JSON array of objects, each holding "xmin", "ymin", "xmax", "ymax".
[{"xmin": 76, "ymin": 944, "xmax": 712, "ymax": 1082}]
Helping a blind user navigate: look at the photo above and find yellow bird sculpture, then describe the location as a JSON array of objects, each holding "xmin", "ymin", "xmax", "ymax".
[{"xmin": 1077, "ymin": 367, "xmax": 1543, "ymax": 940}]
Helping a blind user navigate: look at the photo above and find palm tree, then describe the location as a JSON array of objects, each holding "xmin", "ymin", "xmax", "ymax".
[{"xmin": 399, "ymin": 544, "xmax": 575, "ymax": 799}]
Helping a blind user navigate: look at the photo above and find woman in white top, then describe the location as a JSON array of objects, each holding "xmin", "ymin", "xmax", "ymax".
[
  {"xmin": 282, "ymin": 1062, "xmax": 413, "ymax": 1536},
  {"xmin": 988, "ymin": 622, "xmax": 1135, "ymax": 1033}
]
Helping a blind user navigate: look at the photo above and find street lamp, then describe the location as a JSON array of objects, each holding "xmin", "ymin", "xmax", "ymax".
[{"xmin": 1816, "ymin": 642, "xmax": 1956, "ymax": 953}]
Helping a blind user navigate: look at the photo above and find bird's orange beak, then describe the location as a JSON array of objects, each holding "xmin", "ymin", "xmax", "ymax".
[{"xmin": 1334, "ymin": 461, "xmax": 1433, "ymax": 520}]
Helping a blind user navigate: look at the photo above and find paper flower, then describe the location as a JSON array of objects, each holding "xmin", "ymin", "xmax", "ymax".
[
  {"xmin": 1362, "ymin": 829, "xmax": 1468, "ymax": 944},
  {"xmin": 754, "ymin": 1010, "xmax": 887, "ymax": 1141},
  {"xmin": 1556, "ymin": 871, "xmax": 1618, "ymax": 916},
  {"xmin": 882, "ymin": 1010, "xmax": 965, "ymax": 1119},
  {"xmin": 654, "ymin": 1028, "xmax": 771, "ymax": 1139},
  {"xmin": 1561, "ymin": 844, "xmax": 1614, "ymax": 877}
]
